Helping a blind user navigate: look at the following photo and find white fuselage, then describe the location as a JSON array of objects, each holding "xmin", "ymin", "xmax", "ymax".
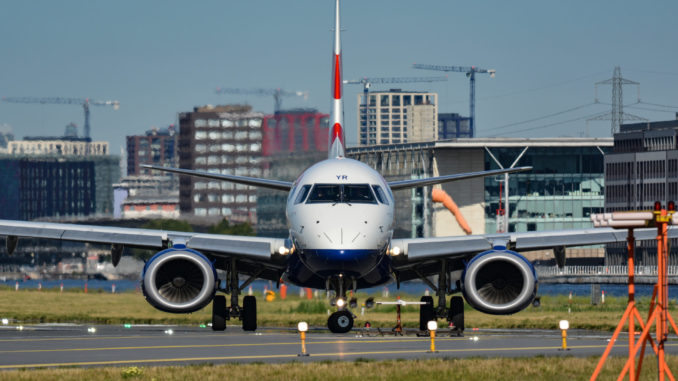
[{"xmin": 286, "ymin": 158, "xmax": 394, "ymax": 277}]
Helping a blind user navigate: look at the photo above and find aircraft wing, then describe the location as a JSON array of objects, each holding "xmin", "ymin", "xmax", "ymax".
[
  {"xmin": 0, "ymin": 219, "xmax": 286, "ymax": 266},
  {"xmin": 142, "ymin": 165, "xmax": 293, "ymax": 191},
  {"xmin": 388, "ymin": 166, "xmax": 532, "ymax": 191},
  {"xmin": 390, "ymin": 226, "xmax": 678, "ymax": 281}
]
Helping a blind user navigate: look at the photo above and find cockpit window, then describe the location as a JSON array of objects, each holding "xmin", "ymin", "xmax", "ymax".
[
  {"xmin": 305, "ymin": 184, "xmax": 377, "ymax": 204},
  {"xmin": 344, "ymin": 184, "xmax": 376, "ymax": 203},
  {"xmin": 307, "ymin": 184, "xmax": 342, "ymax": 203},
  {"xmin": 371, "ymin": 185, "xmax": 389, "ymax": 205},
  {"xmin": 294, "ymin": 184, "xmax": 312, "ymax": 204}
]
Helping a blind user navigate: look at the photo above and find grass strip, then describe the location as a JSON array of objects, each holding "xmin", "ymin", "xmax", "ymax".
[
  {"xmin": 0, "ymin": 289, "xmax": 675, "ymax": 331},
  {"xmin": 2, "ymin": 356, "xmax": 678, "ymax": 380}
]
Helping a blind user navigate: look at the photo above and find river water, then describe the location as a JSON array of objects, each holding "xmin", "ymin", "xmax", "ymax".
[{"xmin": 3, "ymin": 278, "xmax": 677, "ymax": 299}]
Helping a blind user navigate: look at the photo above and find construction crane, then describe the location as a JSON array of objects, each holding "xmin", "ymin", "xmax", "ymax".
[
  {"xmin": 412, "ymin": 64, "xmax": 495, "ymax": 137},
  {"xmin": 343, "ymin": 76, "xmax": 448, "ymax": 110},
  {"xmin": 1, "ymin": 97, "xmax": 120, "ymax": 140},
  {"xmin": 214, "ymin": 87, "xmax": 308, "ymax": 114}
]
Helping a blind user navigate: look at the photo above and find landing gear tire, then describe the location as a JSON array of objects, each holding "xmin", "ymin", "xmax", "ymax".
[
  {"xmin": 212, "ymin": 295, "xmax": 227, "ymax": 331},
  {"xmin": 419, "ymin": 296, "xmax": 435, "ymax": 331},
  {"xmin": 242, "ymin": 295, "xmax": 257, "ymax": 331},
  {"xmin": 328, "ymin": 310, "xmax": 354, "ymax": 333},
  {"xmin": 448, "ymin": 296, "xmax": 464, "ymax": 335}
]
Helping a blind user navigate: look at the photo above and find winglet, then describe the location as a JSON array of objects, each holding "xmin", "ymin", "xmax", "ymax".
[{"xmin": 328, "ymin": 0, "xmax": 346, "ymax": 159}]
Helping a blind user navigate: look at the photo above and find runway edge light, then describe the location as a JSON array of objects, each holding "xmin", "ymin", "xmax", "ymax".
[
  {"xmin": 298, "ymin": 321, "xmax": 310, "ymax": 357},
  {"xmin": 427, "ymin": 320, "xmax": 438, "ymax": 353},
  {"xmin": 559, "ymin": 320, "xmax": 570, "ymax": 351}
]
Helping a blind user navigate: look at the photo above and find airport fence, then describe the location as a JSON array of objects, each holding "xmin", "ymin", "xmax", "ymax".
[{"xmin": 535, "ymin": 265, "xmax": 678, "ymax": 277}]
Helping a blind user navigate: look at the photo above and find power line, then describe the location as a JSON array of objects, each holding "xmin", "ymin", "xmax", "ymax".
[
  {"xmin": 478, "ymin": 71, "xmax": 609, "ymax": 101},
  {"xmin": 627, "ymin": 105, "xmax": 678, "ymax": 113},
  {"xmin": 638, "ymin": 101, "xmax": 678, "ymax": 109},
  {"xmin": 484, "ymin": 102, "xmax": 598, "ymax": 132},
  {"xmin": 484, "ymin": 110, "xmax": 609, "ymax": 136}
]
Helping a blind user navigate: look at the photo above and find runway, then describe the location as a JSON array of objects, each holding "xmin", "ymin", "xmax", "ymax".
[{"xmin": 0, "ymin": 323, "xmax": 677, "ymax": 369}]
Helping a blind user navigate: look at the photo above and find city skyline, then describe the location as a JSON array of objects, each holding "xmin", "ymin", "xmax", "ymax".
[{"xmin": 1, "ymin": 0, "xmax": 677, "ymax": 155}]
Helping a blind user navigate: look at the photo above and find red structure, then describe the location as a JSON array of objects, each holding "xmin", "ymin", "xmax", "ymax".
[
  {"xmin": 262, "ymin": 109, "xmax": 329, "ymax": 156},
  {"xmin": 590, "ymin": 204, "xmax": 678, "ymax": 381}
]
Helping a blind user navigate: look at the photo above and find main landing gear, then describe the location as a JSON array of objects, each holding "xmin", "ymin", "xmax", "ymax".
[
  {"xmin": 416, "ymin": 259, "xmax": 464, "ymax": 336},
  {"xmin": 212, "ymin": 259, "xmax": 257, "ymax": 332}
]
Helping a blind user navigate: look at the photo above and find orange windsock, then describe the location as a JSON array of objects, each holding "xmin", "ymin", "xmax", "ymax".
[{"xmin": 432, "ymin": 188, "xmax": 472, "ymax": 235}]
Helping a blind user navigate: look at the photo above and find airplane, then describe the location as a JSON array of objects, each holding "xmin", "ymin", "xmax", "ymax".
[{"xmin": 0, "ymin": 0, "xmax": 674, "ymax": 334}]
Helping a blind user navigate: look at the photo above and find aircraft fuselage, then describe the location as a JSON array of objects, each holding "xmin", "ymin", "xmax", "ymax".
[{"xmin": 285, "ymin": 157, "xmax": 395, "ymax": 288}]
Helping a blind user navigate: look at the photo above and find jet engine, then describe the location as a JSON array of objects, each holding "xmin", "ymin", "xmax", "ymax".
[
  {"xmin": 141, "ymin": 246, "xmax": 218, "ymax": 313},
  {"xmin": 461, "ymin": 247, "xmax": 537, "ymax": 315}
]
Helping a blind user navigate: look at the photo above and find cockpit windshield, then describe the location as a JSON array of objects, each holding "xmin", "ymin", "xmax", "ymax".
[{"xmin": 306, "ymin": 184, "xmax": 377, "ymax": 204}]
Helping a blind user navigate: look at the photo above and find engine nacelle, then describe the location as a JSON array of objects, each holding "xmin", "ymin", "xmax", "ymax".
[
  {"xmin": 141, "ymin": 245, "xmax": 217, "ymax": 313},
  {"xmin": 461, "ymin": 247, "xmax": 537, "ymax": 315}
]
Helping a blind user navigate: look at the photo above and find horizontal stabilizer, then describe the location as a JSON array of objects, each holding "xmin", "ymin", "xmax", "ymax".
[{"xmin": 142, "ymin": 165, "xmax": 293, "ymax": 191}]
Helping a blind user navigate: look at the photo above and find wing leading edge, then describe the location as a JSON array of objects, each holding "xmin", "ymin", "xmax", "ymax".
[
  {"xmin": 391, "ymin": 226, "xmax": 678, "ymax": 261},
  {"xmin": 142, "ymin": 165, "xmax": 293, "ymax": 191},
  {"xmin": 387, "ymin": 166, "xmax": 532, "ymax": 191},
  {"xmin": 0, "ymin": 219, "xmax": 285, "ymax": 261}
]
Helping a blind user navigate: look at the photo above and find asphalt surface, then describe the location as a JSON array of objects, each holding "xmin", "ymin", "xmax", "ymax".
[{"xmin": 0, "ymin": 323, "xmax": 677, "ymax": 369}]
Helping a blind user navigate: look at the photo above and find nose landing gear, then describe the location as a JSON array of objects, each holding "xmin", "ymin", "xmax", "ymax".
[
  {"xmin": 326, "ymin": 275, "xmax": 356, "ymax": 333},
  {"xmin": 328, "ymin": 310, "xmax": 354, "ymax": 333}
]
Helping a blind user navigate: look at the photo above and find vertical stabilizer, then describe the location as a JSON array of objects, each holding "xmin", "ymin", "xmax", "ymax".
[{"xmin": 328, "ymin": 0, "xmax": 346, "ymax": 158}]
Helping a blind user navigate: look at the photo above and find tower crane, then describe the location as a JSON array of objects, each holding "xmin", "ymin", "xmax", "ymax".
[
  {"xmin": 343, "ymin": 76, "xmax": 448, "ymax": 111},
  {"xmin": 214, "ymin": 87, "xmax": 308, "ymax": 114},
  {"xmin": 413, "ymin": 64, "xmax": 495, "ymax": 137},
  {"xmin": 1, "ymin": 97, "xmax": 120, "ymax": 140}
]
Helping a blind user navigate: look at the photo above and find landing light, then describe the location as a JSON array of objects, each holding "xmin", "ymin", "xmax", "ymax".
[
  {"xmin": 336, "ymin": 298, "xmax": 346, "ymax": 308},
  {"xmin": 390, "ymin": 246, "xmax": 401, "ymax": 256}
]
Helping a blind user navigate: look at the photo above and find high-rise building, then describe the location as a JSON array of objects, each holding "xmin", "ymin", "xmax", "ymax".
[
  {"xmin": 0, "ymin": 154, "xmax": 120, "ymax": 220},
  {"xmin": 178, "ymin": 105, "xmax": 263, "ymax": 223},
  {"xmin": 438, "ymin": 113, "xmax": 472, "ymax": 139},
  {"xmin": 261, "ymin": 109, "xmax": 329, "ymax": 155},
  {"xmin": 357, "ymin": 90, "xmax": 438, "ymax": 146},
  {"xmin": 8, "ymin": 137, "xmax": 108, "ymax": 156},
  {"xmin": 126, "ymin": 125, "xmax": 177, "ymax": 176},
  {"xmin": 605, "ymin": 117, "xmax": 678, "ymax": 265}
]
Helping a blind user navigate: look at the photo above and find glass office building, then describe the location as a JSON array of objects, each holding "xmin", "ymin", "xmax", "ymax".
[{"xmin": 483, "ymin": 146, "xmax": 607, "ymax": 233}]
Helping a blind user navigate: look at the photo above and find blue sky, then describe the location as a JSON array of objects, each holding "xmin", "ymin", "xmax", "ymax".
[{"xmin": 1, "ymin": 0, "xmax": 677, "ymax": 154}]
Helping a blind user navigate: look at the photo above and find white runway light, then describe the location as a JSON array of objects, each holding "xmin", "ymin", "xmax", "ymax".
[
  {"xmin": 1, "ymin": 318, "xmax": 8, "ymax": 325},
  {"xmin": 164, "ymin": 329, "xmax": 174, "ymax": 335},
  {"xmin": 87, "ymin": 327, "xmax": 97, "ymax": 333}
]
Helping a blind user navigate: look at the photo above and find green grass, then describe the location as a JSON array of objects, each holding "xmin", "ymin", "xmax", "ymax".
[
  {"xmin": 2, "ymin": 356, "xmax": 678, "ymax": 380},
  {"xmin": 0, "ymin": 288, "xmax": 675, "ymax": 331}
]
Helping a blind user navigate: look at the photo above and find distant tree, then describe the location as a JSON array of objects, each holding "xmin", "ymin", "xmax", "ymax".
[
  {"xmin": 208, "ymin": 218, "xmax": 254, "ymax": 236},
  {"xmin": 131, "ymin": 219, "xmax": 194, "ymax": 260},
  {"xmin": 141, "ymin": 219, "xmax": 194, "ymax": 232}
]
